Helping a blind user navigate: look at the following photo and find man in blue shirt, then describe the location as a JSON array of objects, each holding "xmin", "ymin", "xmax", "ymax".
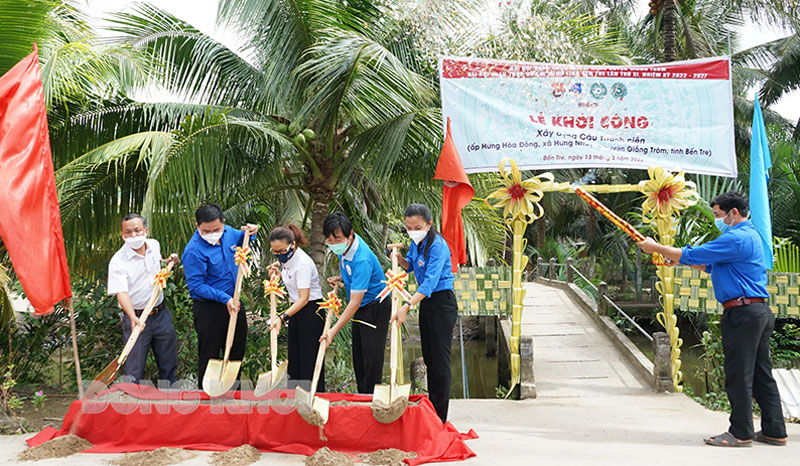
[
  {"xmin": 181, "ymin": 203, "xmax": 258, "ymax": 390},
  {"xmin": 320, "ymin": 212, "xmax": 391, "ymax": 394},
  {"xmin": 638, "ymin": 191, "xmax": 787, "ymax": 447}
]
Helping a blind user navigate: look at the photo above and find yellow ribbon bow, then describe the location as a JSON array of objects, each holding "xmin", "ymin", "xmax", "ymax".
[
  {"xmin": 234, "ymin": 246, "xmax": 252, "ymax": 276},
  {"xmin": 319, "ymin": 290, "xmax": 344, "ymax": 317},
  {"xmin": 262, "ymin": 276, "xmax": 286, "ymax": 299},
  {"xmin": 376, "ymin": 270, "xmax": 413, "ymax": 303},
  {"xmin": 153, "ymin": 268, "xmax": 173, "ymax": 288}
]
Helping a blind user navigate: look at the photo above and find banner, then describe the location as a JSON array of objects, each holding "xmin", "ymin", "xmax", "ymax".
[{"xmin": 440, "ymin": 56, "xmax": 736, "ymax": 177}]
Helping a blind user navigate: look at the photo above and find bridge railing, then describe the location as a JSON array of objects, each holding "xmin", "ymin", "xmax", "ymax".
[{"xmin": 533, "ymin": 256, "xmax": 653, "ymax": 343}]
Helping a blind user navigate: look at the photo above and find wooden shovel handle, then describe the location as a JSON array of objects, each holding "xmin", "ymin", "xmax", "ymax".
[
  {"xmin": 310, "ymin": 283, "xmax": 339, "ymax": 399},
  {"xmin": 224, "ymin": 231, "xmax": 250, "ymax": 362},
  {"xmin": 117, "ymin": 260, "xmax": 175, "ymax": 364},
  {"xmin": 387, "ymin": 242, "xmax": 405, "ymax": 250}
]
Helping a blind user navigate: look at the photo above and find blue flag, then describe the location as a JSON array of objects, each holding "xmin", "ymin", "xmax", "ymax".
[{"xmin": 749, "ymin": 94, "xmax": 773, "ymax": 270}]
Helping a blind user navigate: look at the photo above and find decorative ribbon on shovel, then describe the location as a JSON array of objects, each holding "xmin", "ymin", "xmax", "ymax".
[
  {"xmin": 263, "ymin": 275, "xmax": 286, "ymax": 299},
  {"xmin": 153, "ymin": 267, "xmax": 173, "ymax": 288},
  {"xmin": 234, "ymin": 246, "xmax": 252, "ymax": 276},
  {"xmin": 376, "ymin": 270, "xmax": 413, "ymax": 303},
  {"xmin": 319, "ymin": 289, "xmax": 344, "ymax": 317}
]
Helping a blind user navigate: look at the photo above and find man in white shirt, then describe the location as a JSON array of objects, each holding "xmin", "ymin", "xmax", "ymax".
[{"xmin": 108, "ymin": 214, "xmax": 179, "ymax": 384}]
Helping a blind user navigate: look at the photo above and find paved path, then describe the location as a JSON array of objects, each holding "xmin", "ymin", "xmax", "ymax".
[
  {"xmin": 522, "ymin": 281, "xmax": 650, "ymax": 397},
  {"xmin": 2, "ymin": 281, "xmax": 799, "ymax": 464}
]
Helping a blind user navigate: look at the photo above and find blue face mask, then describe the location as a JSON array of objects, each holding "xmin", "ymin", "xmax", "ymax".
[
  {"xmin": 276, "ymin": 245, "xmax": 296, "ymax": 264},
  {"xmin": 326, "ymin": 239, "xmax": 349, "ymax": 256},
  {"xmin": 715, "ymin": 214, "xmax": 731, "ymax": 233}
]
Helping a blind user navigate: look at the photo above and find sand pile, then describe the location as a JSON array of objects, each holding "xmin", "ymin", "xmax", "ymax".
[
  {"xmin": 360, "ymin": 449, "xmax": 418, "ymax": 466},
  {"xmin": 210, "ymin": 444, "xmax": 261, "ymax": 466},
  {"xmin": 304, "ymin": 447, "xmax": 354, "ymax": 466},
  {"xmin": 107, "ymin": 447, "xmax": 195, "ymax": 466},
  {"xmin": 17, "ymin": 434, "xmax": 92, "ymax": 461}
]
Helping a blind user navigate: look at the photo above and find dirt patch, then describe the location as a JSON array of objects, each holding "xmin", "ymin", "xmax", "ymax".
[
  {"xmin": 370, "ymin": 397, "xmax": 408, "ymax": 424},
  {"xmin": 14, "ymin": 391, "xmax": 76, "ymax": 432},
  {"xmin": 210, "ymin": 444, "xmax": 261, "ymax": 466},
  {"xmin": 304, "ymin": 447, "xmax": 354, "ymax": 466},
  {"xmin": 360, "ymin": 449, "xmax": 418, "ymax": 466},
  {"xmin": 107, "ymin": 447, "xmax": 195, "ymax": 466},
  {"xmin": 17, "ymin": 434, "xmax": 92, "ymax": 461}
]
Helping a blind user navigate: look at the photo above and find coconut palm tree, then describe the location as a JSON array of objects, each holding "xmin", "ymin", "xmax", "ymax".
[{"xmin": 51, "ymin": 0, "xmax": 506, "ymax": 271}]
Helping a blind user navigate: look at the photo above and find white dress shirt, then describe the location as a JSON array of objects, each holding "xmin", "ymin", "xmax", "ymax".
[
  {"xmin": 107, "ymin": 239, "xmax": 163, "ymax": 309},
  {"xmin": 281, "ymin": 247, "xmax": 323, "ymax": 302}
]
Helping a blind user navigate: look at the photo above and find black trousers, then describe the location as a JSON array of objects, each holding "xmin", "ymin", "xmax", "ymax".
[
  {"xmin": 121, "ymin": 308, "xmax": 178, "ymax": 385},
  {"xmin": 721, "ymin": 301, "xmax": 787, "ymax": 440},
  {"xmin": 192, "ymin": 299, "xmax": 248, "ymax": 390},
  {"xmin": 419, "ymin": 290, "xmax": 458, "ymax": 423},
  {"xmin": 287, "ymin": 299, "xmax": 325, "ymax": 393},
  {"xmin": 352, "ymin": 299, "xmax": 392, "ymax": 394}
]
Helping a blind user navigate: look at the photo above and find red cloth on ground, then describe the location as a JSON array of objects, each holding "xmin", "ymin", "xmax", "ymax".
[{"xmin": 27, "ymin": 384, "xmax": 477, "ymax": 465}]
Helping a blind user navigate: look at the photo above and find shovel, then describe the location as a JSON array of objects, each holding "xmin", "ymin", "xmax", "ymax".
[
  {"xmin": 86, "ymin": 260, "xmax": 176, "ymax": 398},
  {"xmin": 254, "ymin": 262, "xmax": 289, "ymax": 396},
  {"xmin": 371, "ymin": 243, "xmax": 411, "ymax": 423},
  {"xmin": 203, "ymin": 230, "xmax": 251, "ymax": 397},
  {"xmin": 296, "ymin": 283, "xmax": 339, "ymax": 426}
]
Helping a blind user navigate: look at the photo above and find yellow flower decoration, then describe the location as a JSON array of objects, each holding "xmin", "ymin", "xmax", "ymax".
[
  {"xmin": 487, "ymin": 158, "xmax": 554, "ymax": 223},
  {"xmin": 638, "ymin": 166, "xmax": 699, "ymax": 220}
]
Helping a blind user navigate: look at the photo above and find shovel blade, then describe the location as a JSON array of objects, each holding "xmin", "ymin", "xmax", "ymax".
[
  {"xmin": 203, "ymin": 359, "xmax": 241, "ymax": 397},
  {"xmin": 372, "ymin": 383, "xmax": 391, "ymax": 406},
  {"xmin": 254, "ymin": 361, "xmax": 288, "ymax": 397},
  {"xmin": 392, "ymin": 383, "xmax": 411, "ymax": 403},
  {"xmin": 296, "ymin": 385, "xmax": 330, "ymax": 426},
  {"xmin": 85, "ymin": 360, "xmax": 120, "ymax": 398}
]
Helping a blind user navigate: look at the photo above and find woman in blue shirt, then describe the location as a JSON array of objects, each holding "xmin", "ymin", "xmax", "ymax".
[{"xmin": 391, "ymin": 204, "xmax": 457, "ymax": 423}]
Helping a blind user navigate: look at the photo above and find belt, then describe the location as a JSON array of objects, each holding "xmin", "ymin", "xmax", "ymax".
[
  {"xmin": 722, "ymin": 297, "xmax": 766, "ymax": 309},
  {"xmin": 134, "ymin": 301, "xmax": 165, "ymax": 316}
]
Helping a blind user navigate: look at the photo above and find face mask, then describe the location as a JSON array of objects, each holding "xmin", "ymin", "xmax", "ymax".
[
  {"xmin": 714, "ymin": 214, "xmax": 731, "ymax": 234},
  {"xmin": 326, "ymin": 240, "xmax": 349, "ymax": 256},
  {"xmin": 407, "ymin": 229, "xmax": 428, "ymax": 245},
  {"xmin": 276, "ymin": 245, "xmax": 296, "ymax": 264},
  {"xmin": 124, "ymin": 234, "xmax": 146, "ymax": 250},
  {"xmin": 200, "ymin": 230, "xmax": 223, "ymax": 245}
]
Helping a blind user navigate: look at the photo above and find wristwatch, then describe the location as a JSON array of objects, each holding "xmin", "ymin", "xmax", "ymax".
[{"xmin": 279, "ymin": 311, "xmax": 289, "ymax": 323}]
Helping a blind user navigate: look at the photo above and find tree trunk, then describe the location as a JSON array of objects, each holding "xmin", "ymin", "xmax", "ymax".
[
  {"xmin": 536, "ymin": 214, "xmax": 546, "ymax": 249},
  {"xmin": 307, "ymin": 182, "xmax": 333, "ymax": 272},
  {"xmin": 663, "ymin": 0, "xmax": 676, "ymax": 62}
]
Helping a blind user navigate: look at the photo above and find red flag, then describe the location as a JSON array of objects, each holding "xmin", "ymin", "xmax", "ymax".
[
  {"xmin": 0, "ymin": 46, "xmax": 71, "ymax": 314},
  {"xmin": 433, "ymin": 118, "xmax": 474, "ymax": 272}
]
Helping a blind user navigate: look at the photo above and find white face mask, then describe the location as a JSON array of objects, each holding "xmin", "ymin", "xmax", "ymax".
[
  {"xmin": 407, "ymin": 229, "xmax": 428, "ymax": 245},
  {"xmin": 200, "ymin": 230, "xmax": 223, "ymax": 245},
  {"xmin": 124, "ymin": 234, "xmax": 147, "ymax": 250}
]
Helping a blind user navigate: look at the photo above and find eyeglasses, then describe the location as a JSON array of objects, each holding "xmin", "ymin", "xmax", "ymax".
[{"xmin": 271, "ymin": 246, "xmax": 292, "ymax": 255}]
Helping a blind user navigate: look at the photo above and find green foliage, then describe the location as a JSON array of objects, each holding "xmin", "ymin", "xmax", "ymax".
[
  {"xmin": 774, "ymin": 238, "xmax": 800, "ymax": 273},
  {"xmin": 1, "ymin": 365, "xmax": 23, "ymax": 415},
  {"xmin": 771, "ymin": 322, "xmax": 800, "ymax": 368}
]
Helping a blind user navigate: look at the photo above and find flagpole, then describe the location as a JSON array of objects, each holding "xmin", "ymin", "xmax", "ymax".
[{"xmin": 68, "ymin": 299, "xmax": 84, "ymax": 398}]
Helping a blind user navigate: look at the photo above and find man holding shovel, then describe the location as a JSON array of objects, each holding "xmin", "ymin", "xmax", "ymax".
[
  {"xmin": 181, "ymin": 203, "xmax": 258, "ymax": 390},
  {"xmin": 107, "ymin": 214, "xmax": 180, "ymax": 385},
  {"xmin": 320, "ymin": 212, "xmax": 390, "ymax": 394}
]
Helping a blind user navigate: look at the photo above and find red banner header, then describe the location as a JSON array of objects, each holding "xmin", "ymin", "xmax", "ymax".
[{"xmin": 441, "ymin": 57, "xmax": 730, "ymax": 80}]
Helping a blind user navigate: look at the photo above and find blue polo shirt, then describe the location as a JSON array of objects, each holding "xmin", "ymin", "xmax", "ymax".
[
  {"xmin": 679, "ymin": 220, "xmax": 768, "ymax": 303},
  {"xmin": 182, "ymin": 225, "xmax": 252, "ymax": 304},
  {"xmin": 405, "ymin": 234, "xmax": 454, "ymax": 297},
  {"xmin": 338, "ymin": 234, "xmax": 385, "ymax": 305}
]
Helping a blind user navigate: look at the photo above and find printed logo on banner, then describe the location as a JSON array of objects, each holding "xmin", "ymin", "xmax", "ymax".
[
  {"xmin": 611, "ymin": 83, "xmax": 627, "ymax": 101},
  {"xmin": 551, "ymin": 82, "xmax": 567, "ymax": 98},
  {"xmin": 569, "ymin": 83, "xmax": 582, "ymax": 96},
  {"xmin": 590, "ymin": 83, "xmax": 607, "ymax": 99}
]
